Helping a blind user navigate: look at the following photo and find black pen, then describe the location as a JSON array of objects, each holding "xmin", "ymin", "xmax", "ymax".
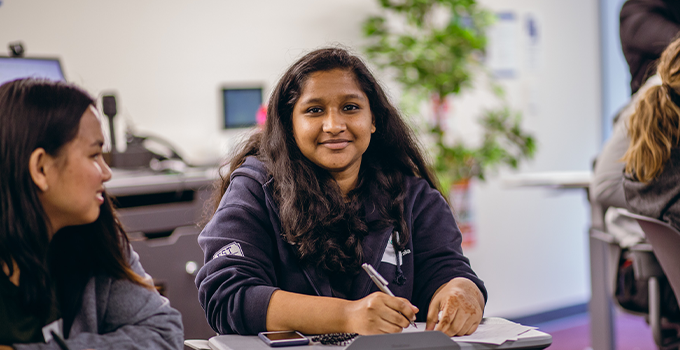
[
  {"xmin": 361, "ymin": 263, "xmax": 417, "ymax": 328},
  {"xmin": 51, "ymin": 331, "xmax": 71, "ymax": 350}
]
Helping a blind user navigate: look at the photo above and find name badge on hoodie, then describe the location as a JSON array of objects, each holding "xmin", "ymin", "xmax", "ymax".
[
  {"xmin": 42, "ymin": 318, "xmax": 63, "ymax": 343},
  {"xmin": 212, "ymin": 242, "xmax": 245, "ymax": 260},
  {"xmin": 381, "ymin": 235, "xmax": 410, "ymax": 265}
]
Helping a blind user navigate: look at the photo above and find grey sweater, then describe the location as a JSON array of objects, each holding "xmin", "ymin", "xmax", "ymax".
[
  {"xmin": 624, "ymin": 148, "xmax": 680, "ymax": 231},
  {"xmin": 14, "ymin": 249, "xmax": 184, "ymax": 350}
]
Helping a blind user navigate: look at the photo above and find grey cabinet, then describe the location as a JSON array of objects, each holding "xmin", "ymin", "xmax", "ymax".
[{"xmin": 106, "ymin": 168, "xmax": 218, "ymax": 340}]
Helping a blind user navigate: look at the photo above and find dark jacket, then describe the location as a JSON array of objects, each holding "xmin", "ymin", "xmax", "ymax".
[
  {"xmin": 624, "ymin": 148, "xmax": 680, "ymax": 230},
  {"xmin": 195, "ymin": 157, "xmax": 486, "ymax": 335},
  {"xmin": 620, "ymin": 0, "xmax": 680, "ymax": 94}
]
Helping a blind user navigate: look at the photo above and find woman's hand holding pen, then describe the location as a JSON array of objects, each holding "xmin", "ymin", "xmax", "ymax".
[
  {"xmin": 345, "ymin": 292, "xmax": 418, "ymax": 335},
  {"xmin": 426, "ymin": 277, "xmax": 484, "ymax": 336}
]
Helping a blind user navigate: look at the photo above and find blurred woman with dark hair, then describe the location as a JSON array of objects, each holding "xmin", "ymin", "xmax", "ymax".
[
  {"xmin": 196, "ymin": 48, "xmax": 486, "ymax": 337},
  {"xmin": 0, "ymin": 78, "xmax": 183, "ymax": 350}
]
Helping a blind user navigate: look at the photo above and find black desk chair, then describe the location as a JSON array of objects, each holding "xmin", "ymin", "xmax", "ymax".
[
  {"xmin": 589, "ymin": 202, "xmax": 680, "ymax": 350},
  {"xmin": 617, "ymin": 210, "xmax": 680, "ymax": 350}
]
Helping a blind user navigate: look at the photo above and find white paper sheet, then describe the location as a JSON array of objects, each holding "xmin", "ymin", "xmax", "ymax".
[{"xmin": 402, "ymin": 317, "xmax": 538, "ymax": 346}]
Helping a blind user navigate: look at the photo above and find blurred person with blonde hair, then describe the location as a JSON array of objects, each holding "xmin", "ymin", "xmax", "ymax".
[{"xmin": 624, "ymin": 36, "xmax": 680, "ymax": 230}]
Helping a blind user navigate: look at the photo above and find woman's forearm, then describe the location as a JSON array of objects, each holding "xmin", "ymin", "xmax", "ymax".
[
  {"xmin": 266, "ymin": 290, "xmax": 351, "ymax": 334},
  {"xmin": 266, "ymin": 290, "xmax": 418, "ymax": 335}
]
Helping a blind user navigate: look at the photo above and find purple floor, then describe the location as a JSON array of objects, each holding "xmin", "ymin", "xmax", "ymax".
[{"xmin": 534, "ymin": 310, "xmax": 656, "ymax": 350}]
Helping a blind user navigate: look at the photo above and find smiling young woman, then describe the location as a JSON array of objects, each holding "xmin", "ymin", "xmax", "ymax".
[
  {"xmin": 291, "ymin": 69, "xmax": 376, "ymax": 194},
  {"xmin": 0, "ymin": 79, "xmax": 183, "ymax": 349},
  {"xmin": 196, "ymin": 48, "xmax": 487, "ymax": 337}
]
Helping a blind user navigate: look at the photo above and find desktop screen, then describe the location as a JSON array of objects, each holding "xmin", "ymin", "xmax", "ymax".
[
  {"xmin": 223, "ymin": 88, "xmax": 262, "ymax": 129},
  {"xmin": 0, "ymin": 56, "xmax": 65, "ymax": 86}
]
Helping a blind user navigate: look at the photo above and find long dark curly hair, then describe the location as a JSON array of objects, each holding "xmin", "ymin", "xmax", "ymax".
[
  {"xmin": 212, "ymin": 48, "xmax": 441, "ymax": 275},
  {"xmin": 0, "ymin": 79, "xmax": 150, "ymax": 336}
]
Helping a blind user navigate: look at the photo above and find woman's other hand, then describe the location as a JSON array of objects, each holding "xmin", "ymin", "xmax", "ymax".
[
  {"xmin": 345, "ymin": 292, "xmax": 418, "ymax": 335},
  {"xmin": 426, "ymin": 277, "xmax": 484, "ymax": 336},
  {"xmin": 0, "ymin": 346, "xmax": 13, "ymax": 350}
]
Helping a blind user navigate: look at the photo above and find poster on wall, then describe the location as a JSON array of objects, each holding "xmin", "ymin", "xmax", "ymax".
[
  {"xmin": 523, "ymin": 13, "xmax": 542, "ymax": 73},
  {"xmin": 486, "ymin": 12, "xmax": 519, "ymax": 79},
  {"xmin": 450, "ymin": 179, "xmax": 476, "ymax": 250}
]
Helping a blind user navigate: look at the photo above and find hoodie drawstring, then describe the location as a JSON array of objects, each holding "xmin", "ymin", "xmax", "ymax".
[{"xmin": 393, "ymin": 231, "xmax": 406, "ymax": 286}]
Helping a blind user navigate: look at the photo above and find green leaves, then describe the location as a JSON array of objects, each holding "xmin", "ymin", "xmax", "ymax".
[
  {"xmin": 363, "ymin": 0, "xmax": 535, "ymax": 188},
  {"xmin": 431, "ymin": 108, "xmax": 536, "ymax": 185},
  {"xmin": 364, "ymin": 0, "xmax": 490, "ymax": 98}
]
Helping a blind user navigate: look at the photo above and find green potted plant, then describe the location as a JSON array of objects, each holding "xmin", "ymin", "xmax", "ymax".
[{"xmin": 363, "ymin": 0, "xmax": 536, "ymax": 196}]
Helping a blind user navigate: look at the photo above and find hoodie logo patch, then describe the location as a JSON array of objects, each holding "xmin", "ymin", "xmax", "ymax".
[{"xmin": 212, "ymin": 242, "xmax": 245, "ymax": 260}]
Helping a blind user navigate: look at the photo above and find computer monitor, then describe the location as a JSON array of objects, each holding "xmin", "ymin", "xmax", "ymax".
[
  {"xmin": 0, "ymin": 56, "xmax": 65, "ymax": 86},
  {"xmin": 222, "ymin": 87, "xmax": 263, "ymax": 129}
]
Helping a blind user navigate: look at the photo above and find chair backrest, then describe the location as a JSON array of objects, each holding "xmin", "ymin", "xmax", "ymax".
[{"xmin": 619, "ymin": 209, "xmax": 680, "ymax": 304}]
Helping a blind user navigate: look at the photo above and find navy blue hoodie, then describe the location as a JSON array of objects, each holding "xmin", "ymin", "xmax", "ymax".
[{"xmin": 195, "ymin": 157, "xmax": 486, "ymax": 335}]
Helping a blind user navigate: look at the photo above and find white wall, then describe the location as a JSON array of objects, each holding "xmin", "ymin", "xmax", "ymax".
[
  {"xmin": 463, "ymin": 0, "xmax": 600, "ymax": 317},
  {"xmin": 0, "ymin": 0, "xmax": 601, "ymax": 318},
  {"xmin": 599, "ymin": 0, "xmax": 630, "ymax": 142},
  {"xmin": 0, "ymin": 0, "xmax": 381, "ymax": 164}
]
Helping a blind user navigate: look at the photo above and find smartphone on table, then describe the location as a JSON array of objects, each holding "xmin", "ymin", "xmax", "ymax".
[{"xmin": 258, "ymin": 330, "xmax": 309, "ymax": 347}]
